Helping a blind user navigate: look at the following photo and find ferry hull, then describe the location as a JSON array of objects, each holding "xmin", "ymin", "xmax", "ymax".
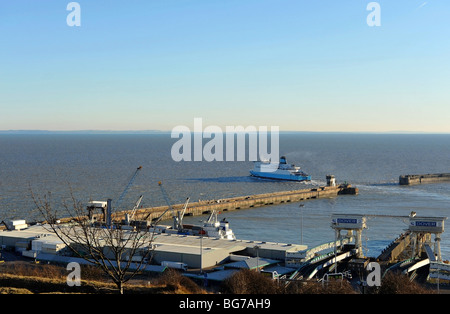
[{"xmin": 250, "ymin": 170, "xmax": 311, "ymax": 182}]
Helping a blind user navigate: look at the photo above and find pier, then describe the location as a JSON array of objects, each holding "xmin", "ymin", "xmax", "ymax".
[
  {"xmin": 121, "ymin": 183, "xmax": 358, "ymax": 223},
  {"xmin": 399, "ymin": 173, "xmax": 450, "ymax": 185},
  {"xmin": 2, "ymin": 179, "xmax": 357, "ymax": 231}
]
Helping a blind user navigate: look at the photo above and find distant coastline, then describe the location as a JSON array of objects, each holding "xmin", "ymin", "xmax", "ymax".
[
  {"xmin": 0, "ymin": 130, "xmax": 170, "ymax": 135},
  {"xmin": 1, "ymin": 130, "xmax": 449, "ymax": 135}
]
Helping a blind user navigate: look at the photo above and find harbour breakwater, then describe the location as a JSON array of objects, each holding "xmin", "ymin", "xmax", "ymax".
[
  {"xmin": 125, "ymin": 183, "xmax": 358, "ymax": 223},
  {"xmin": 399, "ymin": 173, "xmax": 450, "ymax": 185},
  {"xmin": 1, "ymin": 182, "xmax": 357, "ymax": 230}
]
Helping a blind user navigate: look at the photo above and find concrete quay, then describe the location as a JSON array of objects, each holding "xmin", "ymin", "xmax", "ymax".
[
  {"xmin": 399, "ymin": 173, "xmax": 450, "ymax": 185},
  {"xmin": 125, "ymin": 184, "xmax": 358, "ymax": 223},
  {"xmin": 0, "ymin": 181, "xmax": 358, "ymax": 231}
]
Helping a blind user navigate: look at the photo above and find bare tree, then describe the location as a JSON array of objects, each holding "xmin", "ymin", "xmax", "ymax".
[{"xmin": 32, "ymin": 190, "xmax": 156, "ymax": 294}]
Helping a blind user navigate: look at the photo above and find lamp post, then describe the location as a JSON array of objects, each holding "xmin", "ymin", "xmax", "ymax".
[
  {"xmin": 299, "ymin": 204, "xmax": 304, "ymax": 245},
  {"xmin": 200, "ymin": 222, "xmax": 203, "ymax": 274},
  {"xmin": 254, "ymin": 245, "xmax": 261, "ymax": 272}
]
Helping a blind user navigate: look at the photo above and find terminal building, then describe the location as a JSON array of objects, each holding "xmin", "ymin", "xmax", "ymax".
[{"xmin": 0, "ymin": 222, "xmax": 307, "ymax": 270}]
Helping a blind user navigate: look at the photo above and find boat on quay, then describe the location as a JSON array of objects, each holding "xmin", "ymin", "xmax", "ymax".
[
  {"xmin": 152, "ymin": 210, "xmax": 236, "ymax": 240},
  {"xmin": 250, "ymin": 156, "xmax": 311, "ymax": 182}
]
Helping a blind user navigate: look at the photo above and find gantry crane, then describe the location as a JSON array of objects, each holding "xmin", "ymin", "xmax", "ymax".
[
  {"xmin": 128, "ymin": 194, "xmax": 144, "ymax": 222},
  {"xmin": 104, "ymin": 166, "xmax": 143, "ymax": 227},
  {"xmin": 115, "ymin": 166, "xmax": 143, "ymax": 211},
  {"xmin": 87, "ymin": 166, "xmax": 143, "ymax": 227},
  {"xmin": 150, "ymin": 181, "xmax": 189, "ymax": 231},
  {"xmin": 177, "ymin": 196, "xmax": 190, "ymax": 228}
]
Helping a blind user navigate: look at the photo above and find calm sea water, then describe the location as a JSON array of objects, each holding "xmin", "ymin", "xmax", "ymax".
[{"xmin": 1, "ymin": 133, "xmax": 450, "ymax": 259}]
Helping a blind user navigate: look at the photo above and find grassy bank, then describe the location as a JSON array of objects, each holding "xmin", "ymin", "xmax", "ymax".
[
  {"xmin": 0, "ymin": 261, "xmax": 207, "ymax": 294},
  {"xmin": 0, "ymin": 260, "xmax": 438, "ymax": 294}
]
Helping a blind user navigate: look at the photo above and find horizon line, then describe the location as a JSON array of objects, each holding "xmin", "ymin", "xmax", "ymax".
[{"xmin": 1, "ymin": 129, "xmax": 450, "ymax": 135}]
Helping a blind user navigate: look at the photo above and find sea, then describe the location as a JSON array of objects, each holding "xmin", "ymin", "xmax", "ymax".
[{"xmin": 1, "ymin": 133, "xmax": 450, "ymax": 260}]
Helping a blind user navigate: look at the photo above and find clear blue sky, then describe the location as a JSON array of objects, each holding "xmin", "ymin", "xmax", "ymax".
[{"xmin": 1, "ymin": 0, "xmax": 449, "ymax": 132}]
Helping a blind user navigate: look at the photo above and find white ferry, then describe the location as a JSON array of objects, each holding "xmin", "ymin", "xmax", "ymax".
[{"xmin": 250, "ymin": 156, "xmax": 311, "ymax": 182}]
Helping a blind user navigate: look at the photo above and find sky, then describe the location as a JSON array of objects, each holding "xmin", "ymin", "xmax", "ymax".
[{"xmin": 0, "ymin": 0, "xmax": 449, "ymax": 133}]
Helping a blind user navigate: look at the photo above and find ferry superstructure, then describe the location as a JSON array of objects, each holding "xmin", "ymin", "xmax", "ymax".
[{"xmin": 250, "ymin": 156, "xmax": 311, "ymax": 182}]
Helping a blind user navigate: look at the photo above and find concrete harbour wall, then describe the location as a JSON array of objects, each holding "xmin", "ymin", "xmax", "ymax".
[
  {"xmin": 126, "ymin": 184, "xmax": 358, "ymax": 223},
  {"xmin": 399, "ymin": 173, "xmax": 450, "ymax": 185},
  {"xmin": 3, "ymin": 183, "xmax": 357, "ymax": 229}
]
